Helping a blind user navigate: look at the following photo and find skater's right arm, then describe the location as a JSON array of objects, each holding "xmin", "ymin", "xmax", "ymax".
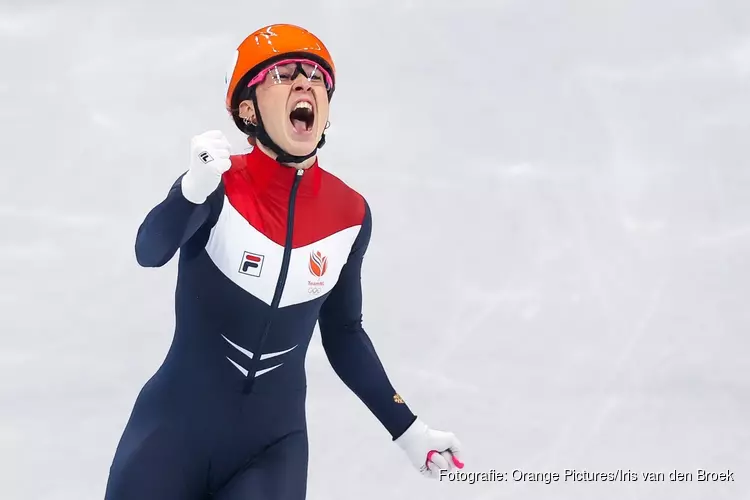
[{"xmin": 134, "ymin": 130, "xmax": 232, "ymax": 267}]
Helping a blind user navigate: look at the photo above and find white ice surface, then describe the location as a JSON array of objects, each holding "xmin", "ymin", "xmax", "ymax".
[{"xmin": 1, "ymin": 1, "xmax": 749, "ymax": 499}]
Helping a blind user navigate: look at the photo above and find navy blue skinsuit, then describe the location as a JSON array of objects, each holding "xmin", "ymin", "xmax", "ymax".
[{"xmin": 104, "ymin": 147, "xmax": 417, "ymax": 499}]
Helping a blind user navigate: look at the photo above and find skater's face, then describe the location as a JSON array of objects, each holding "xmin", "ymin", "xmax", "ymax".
[{"xmin": 241, "ymin": 60, "xmax": 331, "ymax": 158}]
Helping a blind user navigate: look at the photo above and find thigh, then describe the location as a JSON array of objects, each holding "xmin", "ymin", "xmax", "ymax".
[
  {"xmin": 214, "ymin": 430, "xmax": 309, "ymax": 500},
  {"xmin": 104, "ymin": 399, "xmax": 206, "ymax": 500}
]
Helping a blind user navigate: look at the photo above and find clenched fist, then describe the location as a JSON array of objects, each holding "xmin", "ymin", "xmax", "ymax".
[
  {"xmin": 181, "ymin": 130, "xmax": 232, "ymax": 204},
  {"xmin": 395, "ymin": 418, "xmax": 464, "ymax": 479}
]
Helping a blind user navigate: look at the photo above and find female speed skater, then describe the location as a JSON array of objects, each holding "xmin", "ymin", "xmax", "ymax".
[{"xmin": 104, "ymin": 23, "xmax": 463, "ymax": 499}]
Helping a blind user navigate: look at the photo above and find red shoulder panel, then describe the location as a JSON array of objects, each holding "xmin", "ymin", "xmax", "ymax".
[
  {"xmin": 291, "ymin": 168, "xmax": 365, "ymax": 248},
  {"xmin": 221, "ymin": 151, "xmax": 365, "ymax": 248}
]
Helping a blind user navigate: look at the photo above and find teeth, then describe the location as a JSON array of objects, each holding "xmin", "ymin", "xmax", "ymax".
[{"xmin": 294, "ymin": 101, "xmax": 313, "ymax": 111}]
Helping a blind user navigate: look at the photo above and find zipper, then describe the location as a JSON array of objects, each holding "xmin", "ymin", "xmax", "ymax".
[{"xmin": 242, "ymin": 168, "xmax": 304, "ymax": 394}]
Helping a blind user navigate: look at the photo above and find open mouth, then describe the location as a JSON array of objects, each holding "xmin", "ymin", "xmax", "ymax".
[{"xmin": 289, "ymin": 101, "xmax": 315, "ymax": 134}]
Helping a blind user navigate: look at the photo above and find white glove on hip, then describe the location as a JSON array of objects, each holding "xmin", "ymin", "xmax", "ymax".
[
  {"xmin": 180, "ymin": 130, "xmax": 232, "ymax": 204},
  {"xmin": 395, "ymin": 418, "xmax": 464, "ymax": 479}
]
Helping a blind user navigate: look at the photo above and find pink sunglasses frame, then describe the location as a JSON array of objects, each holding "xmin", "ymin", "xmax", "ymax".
[{"xmin": 248, "ymin": 58, "xmax": 334, "ymax": 90}]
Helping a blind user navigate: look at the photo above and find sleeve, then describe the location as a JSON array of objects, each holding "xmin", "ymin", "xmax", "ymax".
[
  {"xmin": 317, "ymin": 200, "xmax": 417, "ymax": 440},
  {"xmin": 134, "ymin": 173, "xmax": 224, "ymax": 268}
]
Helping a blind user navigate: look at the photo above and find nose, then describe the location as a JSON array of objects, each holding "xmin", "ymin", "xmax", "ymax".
[{"xmin": 292, "ymin": 74, "xmax": 312, "ymax": 92}]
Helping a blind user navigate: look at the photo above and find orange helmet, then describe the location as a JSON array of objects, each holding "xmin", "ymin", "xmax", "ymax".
[{"xmin": 224, "ymin": 24, "xmax": 336, "ymax": 115}]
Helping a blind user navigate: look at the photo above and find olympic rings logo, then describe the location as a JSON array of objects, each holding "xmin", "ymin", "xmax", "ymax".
[{"xmin": 308, "ymin": 287, "xmax": 323, "ymax": 295}]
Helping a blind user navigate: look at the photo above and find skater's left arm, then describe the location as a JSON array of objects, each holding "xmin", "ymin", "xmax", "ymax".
[{"xmin": 318, "ymin": 201, "xmax": 417, "ymax": 440}]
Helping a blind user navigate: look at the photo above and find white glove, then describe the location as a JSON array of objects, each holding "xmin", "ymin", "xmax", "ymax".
[
  {"xmin": 395, "ymin": 418, "xmax": 464, "ymax": 479},
  {"xmin": 180, "ymin": 130, "xmax": 232, "ymax": 204}
]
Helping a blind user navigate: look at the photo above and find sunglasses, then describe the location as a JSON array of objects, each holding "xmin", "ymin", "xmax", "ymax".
[{"xmin": 248, "ymin": 58, "xmax": 334, "ymax": 91}]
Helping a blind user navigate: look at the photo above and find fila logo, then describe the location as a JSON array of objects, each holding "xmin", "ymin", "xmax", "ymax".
[
  {"xmin": 199, "ymin": 151, "xmax": 214, "ymax": 163},
  {"xmin": 308, "ymin": 250, "xmax": 328, "ymax": 277},
  {"xmin": 239, "ymin": 251, "xmax": 264, "ymax": 277}
]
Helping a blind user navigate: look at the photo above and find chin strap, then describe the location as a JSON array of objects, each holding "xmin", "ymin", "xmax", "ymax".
[{"xmin": 250, "ymin": 92, "xmax": 325, "ymax": 164}]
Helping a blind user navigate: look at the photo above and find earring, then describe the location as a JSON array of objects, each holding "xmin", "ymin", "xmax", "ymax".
[{"xmin": 325, "ymin": 121, "xmax": 331, "ymax": 129}]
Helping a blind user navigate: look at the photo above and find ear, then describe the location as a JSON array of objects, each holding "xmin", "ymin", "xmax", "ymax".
[{"xmin": 238, "ymin": 100, "xmax": 257, "ymax": 124}]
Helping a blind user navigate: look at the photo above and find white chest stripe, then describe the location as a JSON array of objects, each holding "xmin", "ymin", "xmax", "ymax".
[
  {"xmin": 226, "ymin": 357, "xmax": 283, "ymax": 378},
  {"xmin": 222, "ymin": 333, "xmax": 298, "ymax": 377},
  {"xmin": 205, "ymin": 196, "xmax": 361, "ymax": 307},
  {"xmin": 222, "ymin": 334, "xmax": 298, "ymax": 360}
]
